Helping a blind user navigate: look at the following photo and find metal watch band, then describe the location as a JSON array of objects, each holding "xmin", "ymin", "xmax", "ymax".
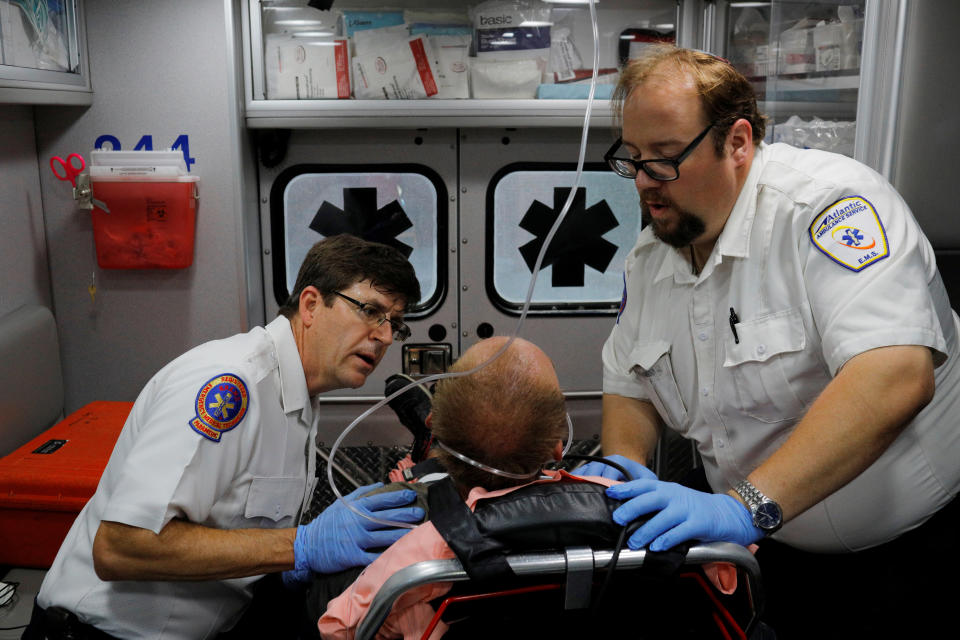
[{"xmin": 734, "ymin": 479, "xmax": 767, "ymax": 510}]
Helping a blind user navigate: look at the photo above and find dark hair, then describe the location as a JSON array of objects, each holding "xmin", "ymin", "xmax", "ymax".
[
  {"xmin": 613, "ymin": 45, "xmax": 767, "ymax": 154},
  {"xmin": 277, "ymin": 234, "xmax": 421, "ymax": 318},
  {"xmin": 430, "ymin": 340, "xmax": 567, "ymax": 494}
]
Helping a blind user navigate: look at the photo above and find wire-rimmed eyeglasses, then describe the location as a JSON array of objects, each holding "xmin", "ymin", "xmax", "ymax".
[
  {"xmin": 333, "ymin": 291, "xmax": 411, "ymax": 342},
  {"xmin": 604, "ymin": 123, "xmax": 714, "ymax": 182}
]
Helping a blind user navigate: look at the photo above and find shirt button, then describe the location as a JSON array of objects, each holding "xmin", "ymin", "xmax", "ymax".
[
  {"xmin": 756, "ymin": 344, "xmax": 766, "ymax": 355},
  {"xmin": 698, "ymin": 332, "xmax": 708, "ymax": 341},
  {"xmin": 701, "ymin": 386, "xmax": 710, "ymax": 397},
  {"xmin": 717, "ymin": 439, "xmax": 725, "ymax": 448}
]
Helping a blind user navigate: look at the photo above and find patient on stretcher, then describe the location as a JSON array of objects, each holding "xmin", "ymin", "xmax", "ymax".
[
  {"xmin": 316, "ymin": 336, "xmax": 597, "ymax": 638},
  {"xmin": 315, "ymin": 337, "xmax": 742, "ymax": 639}
]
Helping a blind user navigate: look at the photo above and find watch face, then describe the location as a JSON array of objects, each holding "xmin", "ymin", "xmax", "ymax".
[{"xmin": 755, "ymin": 501, "xmax": 783, "ymax": 531}]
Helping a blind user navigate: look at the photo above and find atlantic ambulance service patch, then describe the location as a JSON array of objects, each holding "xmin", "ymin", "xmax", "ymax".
[
  {"xmin": 190, "ymin": 373, "xmax": 249, "ymax": 442},
  {"xmin": 808, "ymin": 196, "xmax": 889, "ymax": 272}
]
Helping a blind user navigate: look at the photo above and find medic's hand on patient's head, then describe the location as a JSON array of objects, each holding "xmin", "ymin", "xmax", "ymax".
[
  {"xmin": 283, "ymin": 482, "xmax": 424, "ymax": 586},
  {"xmin": 606, "ymin": 480, "xmax": 762, "ymax": 552},
  {"xmin": 573, "ymin": 454, "xmax": 657, "ymax": 482}
]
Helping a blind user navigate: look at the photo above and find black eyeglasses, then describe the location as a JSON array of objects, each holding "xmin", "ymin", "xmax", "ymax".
[
  {"xmin": 604, "ymin": 123, "xmax": 714, "ymax": 182},
  {"xmin": 333, "ymin": 292, "xmax": 411, "ymax": 342}
]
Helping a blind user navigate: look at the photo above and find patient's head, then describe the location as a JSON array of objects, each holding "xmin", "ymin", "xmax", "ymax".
[{"xmin": 428, "ymin": 336, "xmax": 567, "ymax": 496}]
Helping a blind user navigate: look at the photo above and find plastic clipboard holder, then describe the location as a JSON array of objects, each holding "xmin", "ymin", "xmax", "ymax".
[{"xmin": 89, "ymin": 174, "xmax": 200, "ymax": 269}]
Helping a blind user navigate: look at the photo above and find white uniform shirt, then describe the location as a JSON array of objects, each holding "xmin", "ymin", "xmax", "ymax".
[
  {"xmin": 38, "ymin": 316, "xmax": 320, "ymax": 638},
  {"xmin": 603, "ymin": 143, "xmax": 960, "ymax": 552}
]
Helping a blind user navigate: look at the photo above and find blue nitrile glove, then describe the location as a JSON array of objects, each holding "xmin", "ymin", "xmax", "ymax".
[
  {"xmin": 572, "ymin": 454, "xmax": 657, "ymax": 482},
  {"xmin": 606, "ymin": 479, "xmax": 762, "ymax": 552},
  {"xmin": 283, "ymin": 482, "xmax": 424, "ymax": 586}
]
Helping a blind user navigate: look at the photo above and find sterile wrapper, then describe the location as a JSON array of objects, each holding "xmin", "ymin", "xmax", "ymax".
[
  {"xmin": 265, "ymin": 34, "xmax": 350, "ymax": 99},
  {"xmin": 352, "ymin": 35, "xmax": 440, "ymax": 100}
]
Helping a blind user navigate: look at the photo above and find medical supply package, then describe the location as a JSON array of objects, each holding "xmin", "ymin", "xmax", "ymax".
[
  {"xmin": 471, "ymin": 0, "xmax": 551, "ymax": 98},
  {"xmin": 429, "ymin": 34, "xmax": 471, "ymax": 99},
  {"xmin": 265, "ymin": 33, "xmax": 350, "ymax": 99},
  {"xmin": 338, "ymin": 9, "xmax": 405, "ymax": 38},
  {"xmin": 352, "ymin": 34, "xmax": 440, "ymax": 100}
]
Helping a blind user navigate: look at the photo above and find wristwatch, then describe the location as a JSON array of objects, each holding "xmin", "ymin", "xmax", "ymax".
[{"xmin": 734, "ymin": 479, "xmax": 783, "ymax": 535}]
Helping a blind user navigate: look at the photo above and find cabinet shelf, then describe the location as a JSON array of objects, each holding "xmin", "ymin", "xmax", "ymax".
[
  {"xmin": 244, "ymin": 97, "xmax": 614, "ymax": 129},
  {"xmin": 240, "ymin": 0, "xmax": 677, "ymax": 129}
]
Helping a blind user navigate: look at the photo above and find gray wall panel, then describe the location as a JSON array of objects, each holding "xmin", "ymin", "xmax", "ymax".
[
  {"xmin": 0, "ymin": 105, "xmax": 53, "ymax": 318},
  {"xmin": 893, "ymin": 1, "xmax": 960, "ymax": 248},
  {"xmin": 34, "ymin": 0, "xmax": 249, "ymax": 411}
]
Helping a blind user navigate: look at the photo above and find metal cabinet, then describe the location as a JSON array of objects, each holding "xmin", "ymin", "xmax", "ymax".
[
  {"xmin": 241, "ymin": 0, "xmax": 683, "ymax": 128},
  {"xmin": 0, "ymin": 0, "xmax": 91, "ymax": 104}
]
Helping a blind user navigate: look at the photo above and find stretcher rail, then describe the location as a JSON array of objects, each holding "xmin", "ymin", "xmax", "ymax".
[{"xmin": 357, "ymin": 541, "xmax": 762, "ymax": 640}]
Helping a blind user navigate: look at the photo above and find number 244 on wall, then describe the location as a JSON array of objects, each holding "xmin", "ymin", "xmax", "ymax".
[{"xmin": 94, "ymin": 134, "xmax": 196, "ymax": 171}]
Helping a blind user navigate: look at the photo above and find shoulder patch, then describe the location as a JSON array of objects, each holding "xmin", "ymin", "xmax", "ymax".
[
  {"xmin": 808, "ymin": 196, "xmax": 889, "ymax": 272},
  {"xmin": 190, "ymin": 373, "xmax": 249, "ymax": 442}
]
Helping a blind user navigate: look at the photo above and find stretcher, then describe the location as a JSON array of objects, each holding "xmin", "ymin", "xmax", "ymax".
[
  {"xmin": 342, "ymin": 380, "xmax": 770, "ymax": 639},
  {"xmin": 357, "ymin": 541, "xmax": 765, "ymax": 640}
]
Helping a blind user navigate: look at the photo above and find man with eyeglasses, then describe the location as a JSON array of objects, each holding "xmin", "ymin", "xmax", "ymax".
[
  {"xmin": 29, "ymin": 235, "xmax": 425, "ymax": 639},
  {"xmin": 581, "ymin": 46, "xmax": 960, "ymax": 636}
]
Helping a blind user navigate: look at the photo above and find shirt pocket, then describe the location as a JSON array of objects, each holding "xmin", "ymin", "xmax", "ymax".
[
  {"xmin": 723, "ymin": 308, "xmax": 807, "ymax": 423},
  {"xmin": 245, "ymin": 477, "xmax": 304, "ymax": 524},
  {"xmin": 629, "ymin": 340, "xmax": 688, "ymax": 430}
]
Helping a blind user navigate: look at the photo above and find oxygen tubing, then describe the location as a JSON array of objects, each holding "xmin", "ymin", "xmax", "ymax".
[{"xmin": 326, "ymin": 0, "xmax": 603, "ymax": 528}]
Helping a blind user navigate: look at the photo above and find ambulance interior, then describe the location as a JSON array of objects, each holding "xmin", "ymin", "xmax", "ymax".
[{"xmin": 1, "ymin": 0, "xmax": 958, "ymax": 635}]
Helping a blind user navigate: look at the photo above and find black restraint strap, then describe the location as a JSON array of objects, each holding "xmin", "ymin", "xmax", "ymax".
[
  {"xmin": 427, "ymin": 477, "xmax": 513, "ymax": 581},
  {"xmin": 429, "ymin": 478, "xmax": 693, "ymax": 584}
]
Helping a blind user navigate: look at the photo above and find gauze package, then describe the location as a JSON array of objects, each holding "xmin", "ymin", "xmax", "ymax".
[
  {"xmin": 338, "ymin": 10, "xmax": 404, "ymax": 38},
  {"xmin": 352, "ymin": 23, "xmax": 410, "ymax": 57},
  {"xmin": 352, "ymin": 34, "xmax": 440, "ymax": 99},
  {"xmin": 429, "ymin": 34, "xmax": 471, "ymax": 98},
  {"xmin": 264, "ymin": 34, "xmax": 350, "ymax": 99},
  {"xmin": 471, "ymin": 0, "xmax": 552, "ymax": 95},
  {"xmin": 471, "ymin": 59, "xmax": 541, "ymax": 99}
]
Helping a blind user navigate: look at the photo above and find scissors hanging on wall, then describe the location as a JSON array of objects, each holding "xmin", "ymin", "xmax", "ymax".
[{"xmin": 49, "ymin": 153, "xmax": 110, "ymax": 213}]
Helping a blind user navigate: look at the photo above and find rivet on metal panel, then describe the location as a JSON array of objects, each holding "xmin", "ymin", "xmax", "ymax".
[
  {"xmin": 462, "ymin": 285, "xmax": 468, "ymax": 291},
  {"xmin": 462, "ymin": 331, "xmax": 468, "ymax": 337},
  {"xmin": 261, "ymin": 197, "xmax": 267, "ymax": 204},
  {"xmin": 264, "ymin": 249, "xmax": 271, "ymax": 255},
  {"xmin": 451, "ymin": 322, "xmax": 458, "ymax": 329},
  {"xmin": 461, "ymin": 187, "xmax": 467, "ymax": 193},
  {"xmin": 450, "ymin": 195, "xmax": 455, "ymax": 201},
  {"xmin": 451, "ymin": 247, "xmax": 456, "ymax": 253},
  {"xmin": 461, "ymin": 238, "xmax": 468, "ymax": 244}
]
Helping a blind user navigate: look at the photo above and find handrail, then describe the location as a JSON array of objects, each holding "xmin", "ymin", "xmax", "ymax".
[{"xmin": 356, "ymin": 541, "xmax": 762, "ymax": 640}]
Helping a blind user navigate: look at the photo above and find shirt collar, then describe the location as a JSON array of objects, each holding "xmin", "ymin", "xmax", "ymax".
[
  {"xmin": 635, "ymin": 227, "xmax": 699, "ymax": 285},
  {"xmin": 634, "ymin": 144, "xmax": 768, "ymax": 285},
  {"xmin": 266, "ymin": 315, "xmax": 313, "ymax": 427},
  {"xmin": 712, "ymin": 142, "xmax": 767, "ymax": 261}
]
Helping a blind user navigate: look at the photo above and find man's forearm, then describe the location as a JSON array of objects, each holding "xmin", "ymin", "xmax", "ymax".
[
  {"xmin": 601, "ymin": 393, "xmax": 663, "ymax": 467},
  {"xmin": 92, "ymin": 519, "xmax": 297, "ymax": 581},
  {"xmin": 731, "ymin": 345, "xmax": 935, "ymax": 522}
]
